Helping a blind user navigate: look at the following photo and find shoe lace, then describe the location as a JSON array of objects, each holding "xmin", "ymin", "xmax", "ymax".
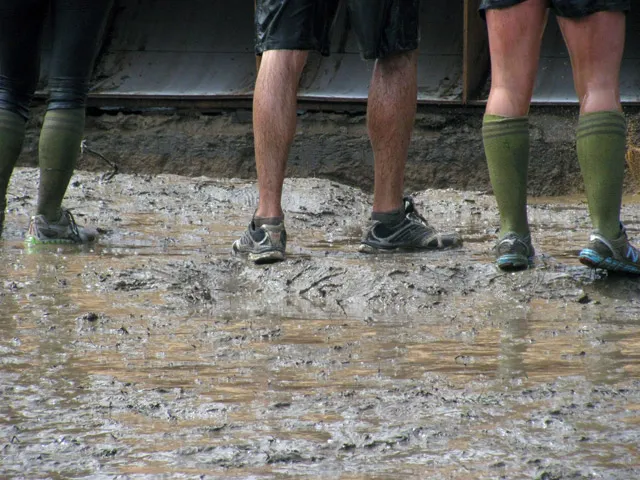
[
  {"xmin": 403, "ymin": 196, "xmax": 431, "ymax": 227},
  {"xmin": 61, "ymin": 209, "xmax": 82, "ymax": 242}
]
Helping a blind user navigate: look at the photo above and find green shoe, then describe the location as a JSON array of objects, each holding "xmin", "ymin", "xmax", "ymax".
[
  {"xmin": 578, "ymin": 224, "xmax": 640, "ymax": 275},
  {"xmin": 26, "ymin": 208, "xmax": 97, "ymax": 245},
  {"xmin": 494, "ymin": 232, "xmax": 535, "ymax": 271}
]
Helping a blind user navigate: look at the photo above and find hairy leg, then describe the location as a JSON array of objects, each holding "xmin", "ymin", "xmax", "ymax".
[
  {"xmin": 253, "ymin": 50, "xmax": 308, "ymax": 219},
  {"xmin": 559, "ymin": 11, "xmax": 626, "ymax": 239},
  {"xmin": 367, "ymin": 50, "xmax": 418, "ymax": 213}
]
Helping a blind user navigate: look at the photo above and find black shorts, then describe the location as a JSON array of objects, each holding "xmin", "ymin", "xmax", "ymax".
[
  {"xmin": 479, "ymin": 0, "xmax": 629, "ymax": 18},
  {"xmin": 255, "ymin": 0, "xmax": 420, "ymax": 60}
]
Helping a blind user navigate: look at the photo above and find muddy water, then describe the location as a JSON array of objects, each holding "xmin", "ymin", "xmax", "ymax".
[{"xmin": 1, "ymin": 168, "xmax": 640, "ymax": 479}]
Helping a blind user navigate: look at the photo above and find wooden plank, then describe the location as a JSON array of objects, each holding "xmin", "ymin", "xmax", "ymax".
[
  {"xmin": 255, "ymin": 0, "xmax": 261, "ymax": 73},
  {"xmin": 463, "ymin": 0, "xmax": 490, "ymax": 104}
]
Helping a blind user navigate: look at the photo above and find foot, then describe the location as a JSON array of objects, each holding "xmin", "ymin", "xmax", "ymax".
[
  {"xmin": 578, "ymin": 225, "xmax": 640, "ymax": 275},
  {"xmin": 26, "ymin": 208, "xmax": 97, "ymax": 245},
  {"xmin": 494, "ymin": 232, "xmax": 535, "ymax": 271},
  {"xmin": 358, "ymin": 196, "xmax": 462, "ymax": 253},
  {"xmin": 232, "ymin": 220, "xmax": 286, "ymax": 264}
]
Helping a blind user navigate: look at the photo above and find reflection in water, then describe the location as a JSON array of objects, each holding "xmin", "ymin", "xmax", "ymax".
[{"xmin": 1, "ymin": 199, "xmax": 640, "ymax": 478}]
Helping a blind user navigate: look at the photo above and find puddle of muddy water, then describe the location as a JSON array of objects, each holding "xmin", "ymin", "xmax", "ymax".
[{"xmin": 1, "ymin": 169, "xmax": 640, "ymax": 479}]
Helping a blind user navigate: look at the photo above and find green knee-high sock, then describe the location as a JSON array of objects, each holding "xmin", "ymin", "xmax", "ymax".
[
  {"xmin": 0, "ymin": 110, "xmax": 27, "ymax": 207},
  {"xmin": 576, "ymin": 111, "xmax": 626, "ymax": 240},
  {"xmin": 37, "ymin": 108, "xmax": 85, "ymax": 221},
  {"xmin": 482, "ymin": 115, "xmax": 530, "ymax": 236}
]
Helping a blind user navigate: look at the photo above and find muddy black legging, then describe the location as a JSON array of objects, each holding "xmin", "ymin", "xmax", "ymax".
[{"xmin": 0, "ymin": 0, "xmax": 113, "ymax": 120}]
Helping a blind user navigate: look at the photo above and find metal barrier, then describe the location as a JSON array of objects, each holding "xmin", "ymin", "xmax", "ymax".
[{"xmin": 36, "ymin": 0, "xmax": 640, "ymax": 107}]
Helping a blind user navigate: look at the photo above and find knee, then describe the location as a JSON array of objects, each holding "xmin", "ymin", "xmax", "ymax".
[
  {"xmin": 375, "ymin": 50, "xmax": 417, "ymax": 76},
  {"xmin": 0, "ymin": 76, "xmax": 34, "ymax": 120},
  {"xmin": 47, "ymin": 77, "xmax": 89, "ymax": 110},
  {"xmin": 260, "ymin": 50, "xmax": 308, "ymax": 80}
]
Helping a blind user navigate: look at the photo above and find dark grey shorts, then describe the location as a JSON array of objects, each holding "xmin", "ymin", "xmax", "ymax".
[
  {"xmin": 479, "ymin": 0, "xmax": 629, "ymax": 18},
  {"xmin": 255, "ymin": 0, "xmax": 420, "ymax": 60}
]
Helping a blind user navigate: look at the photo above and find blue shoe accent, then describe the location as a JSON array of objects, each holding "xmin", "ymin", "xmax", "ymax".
[
  {"xmin": 497, "ymin": 253, "xmax": 532, "ymax": 270},
  {"xmin": 494, "ymin": 232, "xmax": 535, "ymax": 271},
  {"xmin": 579, "ymin": 246, "xmax": 640, "ymax": 275}
]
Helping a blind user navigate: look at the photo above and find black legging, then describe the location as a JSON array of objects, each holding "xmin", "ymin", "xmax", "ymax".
[{"xmin": 0, "ymin": 0, "xmax": 113, "ymax": 120}]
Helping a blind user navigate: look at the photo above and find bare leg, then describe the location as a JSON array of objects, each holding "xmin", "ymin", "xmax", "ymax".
[
  {"xmin": 558, "ymin": 12, "xmax": 624, "ymax": 114},
  {"xmin": 253, "ymin": 50, "xmax": 308, "ymax": 218},
  {"xmin": 368, "ymin": 50, "xmax": 417, "ymax": 213},
  {"xmin": 485, "ymin": 0, "xmax": 547, "ymax": 116}
]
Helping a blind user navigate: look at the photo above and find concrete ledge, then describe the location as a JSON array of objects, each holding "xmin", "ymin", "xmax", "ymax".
[{"xmin": 18, "ymin": 106, "xmax": 640, "ymax": 196}]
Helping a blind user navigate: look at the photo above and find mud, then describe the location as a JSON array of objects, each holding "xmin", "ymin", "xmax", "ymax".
[
  {"xmin": 2, "ymin": 167, "xmax": 640, "ymax": 479},
  {"xmin": 16, "ymin": 106, "xmax": 640, "ymax": 198}
]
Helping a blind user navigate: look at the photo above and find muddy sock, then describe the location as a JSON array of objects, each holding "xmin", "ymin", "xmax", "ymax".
[
  {"xmin": 37, "ymin": 108, "xmax": 85, "ymax": 221},
  {"xmin": 254, "ymin": 215, "xmax": 284, "ymax": 227},
  {"xmin": 576, "ymin": 111, "xmax": 626, "ymax": 240},
  {"xmin": 0, "ymin": 110, "xmax": 26, "ymax": 207},
  {"xmin": 482, "ymin": 114, "xmax": 530, "ymax": 237},
  {"xmin": 372, "ymin": 205, "xmax": 405, "ymax": 228}
]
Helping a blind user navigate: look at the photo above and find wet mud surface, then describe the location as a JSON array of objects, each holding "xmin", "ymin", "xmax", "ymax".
[{"xmin": 2, "ymin": 168, "xmax": 640, "ymax": 479}]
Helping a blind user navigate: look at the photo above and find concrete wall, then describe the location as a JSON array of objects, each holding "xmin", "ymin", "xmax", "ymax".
[{"xmin": 18, "ymin": 106, "xmax": 640, "ymax": 196}]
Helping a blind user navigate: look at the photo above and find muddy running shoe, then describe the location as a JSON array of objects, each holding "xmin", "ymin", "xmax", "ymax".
[
  {"xmin": 358, "ymin": 196, "xmax": 462, "ymax": 253},
  {"xmin": 494, "ymin": 232, "xmax": 535, "ymax": 271},
  {"xmin": 232, "ymin": 220, "xmax": 286, "ymax": 264},
  {"xmin": 26, "ymin": 208, "xmax": 97, "ymax": 245},
  {"xmin": 578, "ymin": 225, "xmax": 640, "ymax": 275}
]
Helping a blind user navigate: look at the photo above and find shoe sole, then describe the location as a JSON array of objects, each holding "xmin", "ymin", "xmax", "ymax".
[
  {"xmin": 25, "ymin": 236, "xmax": 83, "ymax": 245},
  {"xmin": 233, "ymin": 241, "xmax": 285, "ymax": 264},
  {"xmin": 248, "ymin": 250, "xmax": 285, "ymax": 264},
  {"xmin": 358, "ymin": 243, "xmax": 461, "ymax": 254},
  {"xmin": 496, "ymin": 254, "xmax": 533, "ymax": 271},
  {"xmin": 578, "ymin": 248, "xmax": 640, "ymax": 275}
]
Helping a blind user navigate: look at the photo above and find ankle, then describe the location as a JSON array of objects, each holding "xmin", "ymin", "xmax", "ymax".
[
  {"xmin": 499, "ymin": 226, "xmax": 530, "ymax": 239},
  {"xmin": 372, "ymin": 205, "xmax": 405, "ymax": 228},
  {"xmin": 254, "ymin": 215, "xmax": 284, "ymax": 227},
  {"xmin": 594, "ymin": 222, "xmax": 623, "ymax": 241},
  {"xmin": 37, "ymin": 207, "xmax": 62, "ymax": 223}
]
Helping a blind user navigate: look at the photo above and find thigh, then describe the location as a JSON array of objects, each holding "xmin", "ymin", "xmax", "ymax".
[
  {"xmin": 485, "ymin": 0, "xmax": 548, "ymax": 104},
  {"xmin": 48, "ymin": 0, "xmax": 114, "ymax": 82},
  {"xmin": 347, "ymin": 0, "xmax": 419, "ymax": 60},
  {"xmin": 0, "ymin": 0, "xmax": 48, "ymax": 116},
  {"xmin": 551, "ymin": 0, "xmax": 629, "ymax": 18},
  {"xmin": 557, "ymin": 10, "xmax": 625, "ymax": 109},
  {"xmin": 255, "ymin": 0, "xmax": 340, "ymax": 56},
  {"xmin": 479, "ymin": 0, "xmax": 535, "ymax": 17}
]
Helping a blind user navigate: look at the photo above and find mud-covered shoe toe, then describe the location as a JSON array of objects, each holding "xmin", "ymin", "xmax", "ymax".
[
  {"xmin": 578, "ymin": 225, "xmax": 640, "ymax": 275},
  {"xmin": 494, "ymin": 232, "xmax": 535, "ymax": 271},
  {"xmin": 26, "ymin": 208, "xmax": 98, "ymax": 245},
  {"xmin": 232, "ymin": 221, "xmax": 286, "ymax": 264}
]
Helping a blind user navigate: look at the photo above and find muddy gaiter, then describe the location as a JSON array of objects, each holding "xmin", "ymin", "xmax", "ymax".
[
  {"xmin": 37, "ymin": 108, "xmax": 85, "ymax": 221},
  {"xmin": 482, "ymin": 114, "xmax": 530, "ymax": 237},
  {"xmin": 576, "ymin": 110, "xmax": 627, "ymax": 239}
]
